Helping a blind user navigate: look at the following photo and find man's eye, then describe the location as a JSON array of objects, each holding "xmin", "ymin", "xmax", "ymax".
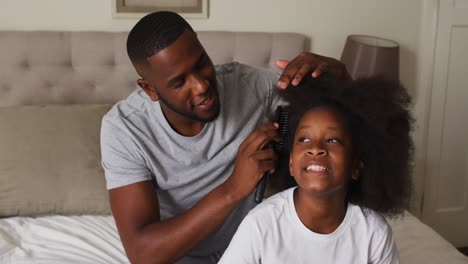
[
  {"xmin": 196, "ymin": 58, "xmax": 207, "ymax": 69},
  {"xmin": 327, "ymin": 138, "xmax": 341, "ymax": 143},
  {"xmin": 173, "ymin": 79, "xmax": 185, "ymax": 88},
  {"xmin": 298, "ymin": 137, "xmax": 310, "ymax": 143},
  {"xmin": 196, "ymin": 54, "xmax": 209, "ymax": 69}
]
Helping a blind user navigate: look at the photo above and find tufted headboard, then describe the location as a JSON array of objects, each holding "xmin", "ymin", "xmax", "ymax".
[{"xmin": 0, "ymin": 31, "xmax": 305, "ymax": 106}]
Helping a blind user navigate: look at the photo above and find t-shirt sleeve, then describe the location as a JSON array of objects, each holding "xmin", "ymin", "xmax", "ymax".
[
  {"xmin": 370, "ymin": 220, "xmax": 400, "ymax": 264},
  {"xmin": 100, "ymin": 117, "xmax": 152, "ymax": 189},
  {"xmin": 218, "ymin": 214, "xmax": 262, "ymax": 264}
]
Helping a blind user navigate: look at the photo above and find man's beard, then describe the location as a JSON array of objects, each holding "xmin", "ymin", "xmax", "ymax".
[{"xmin": 158, "ymin": 94, "xmax": 220, "ymax": 123}]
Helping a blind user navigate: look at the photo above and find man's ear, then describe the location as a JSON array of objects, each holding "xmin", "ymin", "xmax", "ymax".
[
  {"xmin": 351, "ymin": 160, "xmax": 364, "ymax": 180},
  {"xmin": 137, "ymin": 79, "xmax": 160, "ymax": 102}
]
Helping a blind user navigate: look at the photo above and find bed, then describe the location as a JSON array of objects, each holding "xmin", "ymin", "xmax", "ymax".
[{"xmin": 0, "ymin": 30, "xmax": 467, "ymax": 264}]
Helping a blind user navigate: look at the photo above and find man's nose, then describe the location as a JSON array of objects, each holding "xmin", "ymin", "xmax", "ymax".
[{"xmin": 189, "ymin": 73, "xmax": 209, "ymax": 95}]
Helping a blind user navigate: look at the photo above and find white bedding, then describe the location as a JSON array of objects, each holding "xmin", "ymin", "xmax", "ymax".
[
  {"xmin": 0, "ymin": 216, "xmax": 128, "ymax": 264},
  {"xmin": 387, "ymin": 212, "xmax": 468, "ymax": 264},
  {"xmin": 0, "ymin": 212, "xmax": 467, "ymax": 264}
]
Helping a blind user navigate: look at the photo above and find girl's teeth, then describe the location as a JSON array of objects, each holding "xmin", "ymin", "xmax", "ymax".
[{"xmin": 306, "ymin": 165, "xmax": 327, "ymax": 172}]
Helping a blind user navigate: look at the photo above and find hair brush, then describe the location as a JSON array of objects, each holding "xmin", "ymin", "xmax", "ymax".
[{"xmin": 254, "ymin": 106, "xmax": 289, "ymax": 203}]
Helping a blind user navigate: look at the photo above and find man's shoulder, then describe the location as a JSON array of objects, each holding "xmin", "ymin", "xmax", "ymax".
[
  {"xmin": 215, "ymin": 62, "xmax": 247, "ymax": 75},
  {"xmin": 215, "ymin": 62, "xmax": 278, "ymax": 79},
  {"xmin": 215, "ymin": 62, "xmax": 279, "ymax": 98},
  {"xmin": 103, "ymin": 89, "xmax": 151, "ymax": 123}
]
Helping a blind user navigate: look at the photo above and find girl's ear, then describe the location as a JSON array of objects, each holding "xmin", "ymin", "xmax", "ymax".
[
  {"xmin": 351, "ymin": 160, "xmax": 364, "ymax": 180},
  {"xmin": 137, "ymin": 79, "xmax": 160, "ymax": 102}
]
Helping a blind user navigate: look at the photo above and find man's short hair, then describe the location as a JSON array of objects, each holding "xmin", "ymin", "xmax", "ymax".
[{"xmin": 126, "ymin": 11, "xmax": 194, "ymax": 65}]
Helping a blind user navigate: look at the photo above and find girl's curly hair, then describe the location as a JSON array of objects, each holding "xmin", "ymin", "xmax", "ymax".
[{"xmin": 276, "ymin": 75, "xmax": 414, "ymax": 216}]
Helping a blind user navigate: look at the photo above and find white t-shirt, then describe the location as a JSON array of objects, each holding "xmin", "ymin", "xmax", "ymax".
[{"xmin": 219, "ymin": 187, "xmax": 399, "ymax": 264}]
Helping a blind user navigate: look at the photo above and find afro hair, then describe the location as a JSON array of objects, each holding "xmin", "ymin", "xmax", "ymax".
[{"xmin": 276, "ymin": 75, "xmax": 414, "ymax": 216}]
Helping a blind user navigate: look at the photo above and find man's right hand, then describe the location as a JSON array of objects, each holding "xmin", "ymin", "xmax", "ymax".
[{"xmin": 224, "ymin": 123, "xmax": 281, "ymax": 201}]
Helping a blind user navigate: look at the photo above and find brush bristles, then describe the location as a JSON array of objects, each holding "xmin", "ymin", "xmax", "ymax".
[{"xmin": 273, "ymin": 106, "xmax": 289, "ymax": 152}]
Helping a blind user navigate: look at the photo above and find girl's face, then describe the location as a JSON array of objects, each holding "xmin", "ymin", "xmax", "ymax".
[{"xmin": 289, "ymin": 106, "xmax": 360, "ymax": 197}]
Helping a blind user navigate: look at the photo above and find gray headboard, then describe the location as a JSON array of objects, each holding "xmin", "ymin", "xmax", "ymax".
[{"xmin": 0, "ymin": 31, "xmax": 305, "ymax": 106}]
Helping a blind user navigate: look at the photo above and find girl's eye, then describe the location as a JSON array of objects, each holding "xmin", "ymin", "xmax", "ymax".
[
  {"xmin": 298, "ymin": 137, "xmax": 310, "ymax": 143},
  {"xmin": 327, "ymin": 138, "xmax": 341, "ymax": 143}
]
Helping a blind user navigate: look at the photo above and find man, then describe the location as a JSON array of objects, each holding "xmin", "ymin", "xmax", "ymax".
[{"xmin": 101, "ymin": 11, "xmax": 349, "ymax": 264}]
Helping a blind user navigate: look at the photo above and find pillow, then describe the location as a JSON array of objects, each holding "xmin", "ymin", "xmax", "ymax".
[{"xmin": 0, "ymin": 104, "xmax": 113, "ymax": 217}]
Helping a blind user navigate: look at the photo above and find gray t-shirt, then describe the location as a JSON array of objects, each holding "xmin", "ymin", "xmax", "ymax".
[{"xmin": 100, "ymin": 62, "xmax": 282, "ymax": 262}]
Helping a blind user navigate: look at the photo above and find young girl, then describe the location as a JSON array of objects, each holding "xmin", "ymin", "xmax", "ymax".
[{"xmin": 218, "ymin": 76, "xmax": 413, "ymax": 264}]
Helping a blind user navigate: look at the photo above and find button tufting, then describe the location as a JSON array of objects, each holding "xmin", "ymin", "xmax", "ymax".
[
  {"xmin": 43, "ymin": 81, "xmax": 53, "ymax": 90},
  {"xmin": 20, "ymin": 60, "xmax": 30, "ymax": 70},
  {"xmin": 1, "ymin": 84, "xmax": 11, "ymax": 93},
  {"xmin": 63, "ymin": 60, "xmax": 73, "ymax": 68},
  {"xmin": 109, "ymin": 60, "xmax": 116, "ymax": 67},
  {"xmin": 88, "ymin": 83, "xmax": 97, "ymax": 91}
]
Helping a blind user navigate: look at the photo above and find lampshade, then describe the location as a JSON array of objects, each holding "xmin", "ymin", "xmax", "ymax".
[{"xmin": 340, "ymin": 35, "xmax": 399, "ymax": 80}]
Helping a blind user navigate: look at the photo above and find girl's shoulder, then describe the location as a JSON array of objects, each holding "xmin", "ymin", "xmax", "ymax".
[
  {"xmin": 349, "ymin": 204, "xmax": 392, "ymax": 234},
  {"xmin": 248, "ymin": 187, "xmax": 296, "ymax": 219}
]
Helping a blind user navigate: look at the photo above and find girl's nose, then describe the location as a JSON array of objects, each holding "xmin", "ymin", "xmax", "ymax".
[{"xmin": 307, "ymin": 145, "xmax": 327, "ymax": 156}]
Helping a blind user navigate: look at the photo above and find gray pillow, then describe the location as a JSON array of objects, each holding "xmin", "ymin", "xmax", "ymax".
[{"xmin": 0, "ymin": 104, "xmax": 112, "ymax": 217}]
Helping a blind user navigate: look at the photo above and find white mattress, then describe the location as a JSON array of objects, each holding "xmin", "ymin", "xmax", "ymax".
[{"xmin": 0, "ymin": 212, "xmax": 466, "ymax": 264}]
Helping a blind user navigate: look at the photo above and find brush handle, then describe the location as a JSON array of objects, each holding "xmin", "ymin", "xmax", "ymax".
[
  {"xmin": 254, "ymin": 106, "xmax": 288, "ymax": 203},
  {"xmin": 254, "ymin": 173, "xmax": 268, "ymax": 203}
]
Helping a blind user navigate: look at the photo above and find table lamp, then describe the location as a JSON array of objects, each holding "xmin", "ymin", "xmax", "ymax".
[{"xmin": 340, "ymin": 35, "xmax": 399, "ymax": 80}]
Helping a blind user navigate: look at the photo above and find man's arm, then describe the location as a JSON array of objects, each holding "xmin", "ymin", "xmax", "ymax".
[
  {"xmin": 110, "ymin": 180, "xmax": 241, "ymax": 264},
  {"xmin": 110, "ymin": 123, "xmax": 280, "ymax": 264},
  {"xmin": 275, "ymin": 52, "xmax": 351, "ymax": 89}
]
